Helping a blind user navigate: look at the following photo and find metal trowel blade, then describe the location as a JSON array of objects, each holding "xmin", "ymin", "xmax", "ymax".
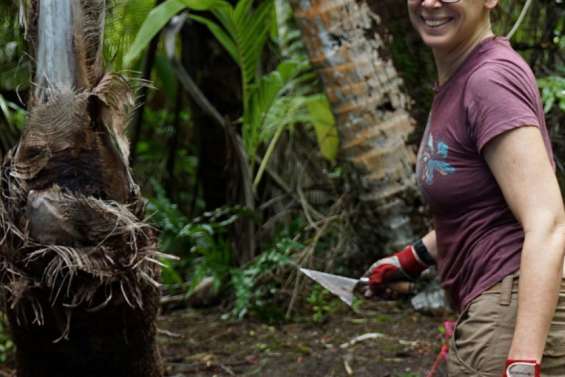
[{"xmin": 300, "ymin": 268, "xmax": 367, "ymax": 307}]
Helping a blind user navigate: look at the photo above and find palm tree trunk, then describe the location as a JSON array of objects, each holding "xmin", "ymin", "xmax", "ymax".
[
  {"xmin": 0, "ymin": 1, "xmax": 162, "ymax": 376},
  {"xmin": 289, "ymin": 0, "xmax": 421, "ymax": 255}
]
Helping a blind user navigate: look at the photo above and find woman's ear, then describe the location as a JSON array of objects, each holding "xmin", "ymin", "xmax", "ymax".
[{"xmin": 485, "ymin": 0, "xmax": 499, "ymax": 10}]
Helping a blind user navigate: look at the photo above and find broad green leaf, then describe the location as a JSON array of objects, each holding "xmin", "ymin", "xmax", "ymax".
[
  {"xmin": 153, "ymin": 53, "xmax": 178, "ymax": 102},
  {"xmin": 307, "ymin": 95, "xmax": 339, "ymax": 161},
  {"xmin": 234, "ymin": 0, "xmax": 253, "ymax": 22},
  {"xmin": 179, "ymin": 0, "xmax": 229, "ymax": 11},
  {"xmin": 124, "ymin": 0, "xmax": 186, "ymax": 66}
]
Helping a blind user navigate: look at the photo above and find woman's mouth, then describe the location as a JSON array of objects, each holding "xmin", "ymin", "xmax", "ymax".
[{"xmin": 421, "ymin": 16, "xmax": 453, "ymax": 28}]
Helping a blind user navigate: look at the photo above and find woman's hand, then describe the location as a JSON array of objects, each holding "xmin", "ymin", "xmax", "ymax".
[{"xmin": 361, "ymin": 239, "xmax": 435, "ymax": 299}]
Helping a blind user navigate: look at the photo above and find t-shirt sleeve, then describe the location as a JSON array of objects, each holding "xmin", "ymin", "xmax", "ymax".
[{"xmin": 464, "ymin": 62, "xmax": 541, "ymax": 153}]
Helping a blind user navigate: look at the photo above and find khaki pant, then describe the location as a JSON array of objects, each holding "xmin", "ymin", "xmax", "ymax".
[{"xmin": 447, "ymin": 274, "xmax": 565, "ymax": 376}]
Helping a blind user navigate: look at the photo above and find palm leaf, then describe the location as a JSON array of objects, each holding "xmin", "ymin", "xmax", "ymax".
[
  {"xmin": 106, "ymin": 0, "xmax": 158, "ymax": 69},
  {"xmin": 124, "ymin": 0, "xmax": 186, "ymax": 66},
  {"xmin": 211, "ymin": 0, "xmax": 274, "ymax": 111},
  {"xmin": 123, "ymin": 0, "xmax": 230, "ymax": 67}
]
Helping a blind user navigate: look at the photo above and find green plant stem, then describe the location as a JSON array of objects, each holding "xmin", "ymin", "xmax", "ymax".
[{"xmin": 253, "ymin": 121, "xmax": 285, "ymax": 191}]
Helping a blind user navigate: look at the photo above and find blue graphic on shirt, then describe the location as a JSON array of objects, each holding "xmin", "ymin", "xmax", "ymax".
[{"xmin": 420, "ymin": 133, "xmax": 456, "ymax": 185}]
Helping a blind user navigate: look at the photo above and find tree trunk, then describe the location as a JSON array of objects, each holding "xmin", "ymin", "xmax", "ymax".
[
  {"xmin": 289, "ymin": 0, "xmax": 422, "ymax": 256},
  {"xmin": 0, "ymin": 1, "xmax": 162, "ymax": 376}
]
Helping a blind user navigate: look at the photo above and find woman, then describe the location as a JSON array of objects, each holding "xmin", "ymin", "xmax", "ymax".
[{"xmin": 363, "ymin": 1, "xmax": 565, "ymax": 376}]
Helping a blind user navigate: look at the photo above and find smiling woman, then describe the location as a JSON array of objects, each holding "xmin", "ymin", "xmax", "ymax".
[
  {"xmin": 407, "ymin": 0, "xmax": 498, "ymax": 84},
  {"xmin": 362, "ymin": 1, "xmax": 565, "ymax": 377}
]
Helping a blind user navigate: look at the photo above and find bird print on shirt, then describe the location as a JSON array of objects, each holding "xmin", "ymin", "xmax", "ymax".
[{"xmin": 420, "ymin": 133, "xmax": 456, "ymax": 185}]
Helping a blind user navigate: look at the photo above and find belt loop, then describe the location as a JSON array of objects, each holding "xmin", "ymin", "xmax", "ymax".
[{"xmin": 498, "ymin": 274, "xmax": 514, "ymax": 306}]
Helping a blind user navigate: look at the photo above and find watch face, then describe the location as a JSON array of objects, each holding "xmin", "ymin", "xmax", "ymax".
[{"xmin": 507, "ymin": 362, "xmax": 537, "ymax": 377}]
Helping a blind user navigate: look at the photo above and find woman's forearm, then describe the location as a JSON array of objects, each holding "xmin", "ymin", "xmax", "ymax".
[
  {"xmin": 421, "ymin": 230, "xmax": 438, "ymax": 260},
  {"xmin": 509, "ymin": 222, "xmax": 565, "ymax": 362}
]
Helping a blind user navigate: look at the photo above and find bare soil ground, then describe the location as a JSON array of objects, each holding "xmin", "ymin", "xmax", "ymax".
[
  {"xmin": 0, "ymin": 301, "xmax": 451, "ymax": 377},
  {"xmin": 159, "ymin": 301, "xmax": 452, "ymax": 377}
]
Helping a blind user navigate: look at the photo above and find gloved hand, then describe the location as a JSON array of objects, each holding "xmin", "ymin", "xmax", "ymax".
[
  {"xmin": 363, "ymin": 242, "xmax": 432, "ymax": 298},
  {"xmin": 503, "ymin": 359, "xmax": 541, "ymax": 377}
]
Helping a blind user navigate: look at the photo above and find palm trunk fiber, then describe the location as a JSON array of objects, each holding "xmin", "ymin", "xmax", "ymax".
[
  {"xmin": 289, "ymin": 0, "xmax": 422, "ymax": 255},
  {"xmin": 0, "ymin": 1, "xmax": 163, "ymax": 376}
]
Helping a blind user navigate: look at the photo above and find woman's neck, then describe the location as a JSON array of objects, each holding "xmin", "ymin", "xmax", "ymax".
[{"xmin": 433, "ymin": 27, "xmax": 495, "ymax": 86}]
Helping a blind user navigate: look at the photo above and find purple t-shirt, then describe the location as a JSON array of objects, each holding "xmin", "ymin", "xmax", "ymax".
[{"xmin": 415, "ymin": 36, "xmax": 554, "ymax": 311}]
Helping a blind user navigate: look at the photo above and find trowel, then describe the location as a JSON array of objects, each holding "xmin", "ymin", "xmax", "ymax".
[
  {"xmin": 300, "ymin": 268, "xmax": 414, "ymax": 307},
  {"xmin": 300, "ymin": 268, "xmax": 368, "ymax": 307}
]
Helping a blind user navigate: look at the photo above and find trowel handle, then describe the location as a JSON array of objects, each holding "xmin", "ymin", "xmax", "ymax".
[
  {"xmin": 388, "ymin": 281, "xmax": 416, "ymax": 295},
  {"xmin": 358, "ymin": 277, "xmax": 415, "ymax": 295}
]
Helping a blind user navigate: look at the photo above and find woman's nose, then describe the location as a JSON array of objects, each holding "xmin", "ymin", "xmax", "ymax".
[{"xmin": 420, "ymin": 0, "xmax": 443, "ymax": 8}]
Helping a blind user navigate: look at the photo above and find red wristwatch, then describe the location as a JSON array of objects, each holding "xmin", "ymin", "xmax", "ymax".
[{"xmin": 503, "ymin": 359, "xmax": 541, "ymax": 377}]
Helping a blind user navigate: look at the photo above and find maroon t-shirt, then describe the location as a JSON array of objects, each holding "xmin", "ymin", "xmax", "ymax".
[{"xmin": 415, "ymin": 36, "xmax": 554, "ymax": 311}]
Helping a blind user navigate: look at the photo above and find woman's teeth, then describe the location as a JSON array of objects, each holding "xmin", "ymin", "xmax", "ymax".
[{"xmin": 423, "ymin": 18, "xmax": 452, "ymax": 27}]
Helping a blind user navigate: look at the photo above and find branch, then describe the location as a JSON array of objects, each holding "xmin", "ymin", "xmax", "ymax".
[{"xmin": 506, "ymin": 0, "xmax": 534, "ymax": 40}]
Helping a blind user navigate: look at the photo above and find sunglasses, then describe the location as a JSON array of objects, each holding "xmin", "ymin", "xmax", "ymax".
[{"xmin": 409, "ymin": 0, "xmax": 461, "ymax": 3}]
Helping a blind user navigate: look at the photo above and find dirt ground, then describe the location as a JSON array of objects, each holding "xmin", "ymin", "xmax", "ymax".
[
  {"xmin": 159, "ymin": 300, "xmax": 452, "ymax": 377},
  {"xmin": 0, "ymin": 300, "xmax": 451, "ymax": 377}
]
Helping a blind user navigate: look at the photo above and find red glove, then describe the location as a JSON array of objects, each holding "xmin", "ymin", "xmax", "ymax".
[
  {"xmin": 367, "ymin": 243, "xmax": 431, "ymax": 291},
  {"xmin": 503, "ymin": 359, "xmax": 541, "ymax": 377}
]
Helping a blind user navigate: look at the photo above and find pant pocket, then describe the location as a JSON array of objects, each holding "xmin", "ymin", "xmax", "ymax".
[
  {"xmin": 448, "ymin": 290, "xmax": 513, "ymax": 377},
  {"xmin": 542, "ymin": 289, "xmax": 565, "ymax": 376}
]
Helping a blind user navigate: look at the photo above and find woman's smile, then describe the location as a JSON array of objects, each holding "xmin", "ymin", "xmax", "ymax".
[{"xmin": 420, "ymin": 15, "xmax": 455, "ymax": 29}]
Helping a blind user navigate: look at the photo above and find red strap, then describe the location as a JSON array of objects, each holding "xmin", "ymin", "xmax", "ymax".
[{"xmin": 504, "ymin": 359, "xmax": 540, "ymax": 377}]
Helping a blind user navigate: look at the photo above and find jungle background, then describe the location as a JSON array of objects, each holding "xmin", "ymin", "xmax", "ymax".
[{"xmin": 0, "ymin": 0, "xmax": 563, "ymax": 376}]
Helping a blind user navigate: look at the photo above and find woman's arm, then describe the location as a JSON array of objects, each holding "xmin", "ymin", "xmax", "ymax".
[
  {"xmin": 422, "ymin": 230, "xmax": 438, "ymax": 260},
  {"xmin": 484, "ymin": 126, "xmax": 565, "ymax": 363}
]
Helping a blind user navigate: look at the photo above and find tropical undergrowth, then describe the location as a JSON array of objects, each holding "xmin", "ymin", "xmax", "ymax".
[
  {"xmin": 126, "ymin": 0, "xmax": 346, "ymax": 322},
  {"xmin": 0, "ymin": 0, "xmax": 562, "ymax": 327},
  {"xmin": 127, "ymin": 0, "xmax": 565, "ymax": 323}
]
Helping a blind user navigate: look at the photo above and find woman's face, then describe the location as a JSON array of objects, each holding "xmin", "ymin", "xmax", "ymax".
[{"xmin": 407, "ymin": 0, "xmax": 497, "ymax": 53}]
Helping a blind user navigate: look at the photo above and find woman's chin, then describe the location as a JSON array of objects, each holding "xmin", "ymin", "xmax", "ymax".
[{"xmin": 419, "ymin": 33, "xmax": 456, "ymax": 52}]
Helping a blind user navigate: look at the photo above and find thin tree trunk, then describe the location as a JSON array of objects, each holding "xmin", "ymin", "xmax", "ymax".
[
  {"xmin": 289, "ymin": 0, "xmax": 421, "ymax": 255},
  {"xmin": 0, "ymin": 1, "xmax": 163, "ymax": 376},
  {"xmin": 130, "ymin": 0, "xmax": 165, "ymax": 166}
]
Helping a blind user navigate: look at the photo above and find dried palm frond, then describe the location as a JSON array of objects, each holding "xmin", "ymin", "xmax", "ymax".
[{"xmin": 0, "ymin": 2, "xmax": 164, "ymax": 375}]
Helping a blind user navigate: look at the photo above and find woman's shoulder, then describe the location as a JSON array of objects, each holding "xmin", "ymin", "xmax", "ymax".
[
  {"xmin": 468, "ymin": 37, "xmax": 535, "ymax": 83},
  {"xmin": 464, "ymin": 39, "xmax": 537, "ymax": 96}
]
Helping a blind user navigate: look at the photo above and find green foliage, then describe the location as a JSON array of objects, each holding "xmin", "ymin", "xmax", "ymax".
[
  {"xmin": 123, "ymin": 0, "xmax": 186, "ymax": 66},
  {"xmin": 147, "ymin": 180, "xmax": 252, "ymax": 291},
  {"xmin": 127, "ymin": 0, "xmax": 338, "ymax": 188},
  {"xmin": 250, "ymin": 60, "xmax": 334, "ymax": 187},
  {"xmin": 146, "ymin": 179, "xmax": 191, "ymax": 258},
  {"xmin": 306, "ymin": 284, "xmax": 340, "ymax": 323},
  {"xmin": 0, "ymin": 2, "xmax": 29, "ymax": 91},
  {"xmin": 149, "ymin": 176, "xmax": 307, "ymax": 322},
  {"xmin": 182, "ymin": 206, "xmax": 252, "ymax": 292},
  {"xmin": 204, "ymin": 0, "xmax": 338, "ymax": 173},
  {"xmin": 0, "ymin": 95, "xmax": 26, "ymax": 129},
  {"xmin": 231, "ymin": 237, "xmax": 299, "ymax": 320},
  {"xmin": 306, "ymin": 95, "xmax": 339, "ymax": 161},
  {"xmin": 207, "ymin": 0, "xmax": 274, "ymax": 112},
  {"xmin": 0, "ymin": 317, "xmax": 13, "ymax": 363},
  {"xmin": 106, "ymin": 0, "xmax": 158, "ymax": 69},
  {"xmin": 538, "ymin": 74, "xmax": 565, "ymax": 113}
]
